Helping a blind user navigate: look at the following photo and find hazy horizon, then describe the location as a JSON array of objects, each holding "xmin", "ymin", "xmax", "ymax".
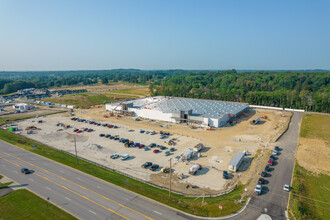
[{"xmin": 1, "ymin": 0, "xmax": 330, "ymax": 71}]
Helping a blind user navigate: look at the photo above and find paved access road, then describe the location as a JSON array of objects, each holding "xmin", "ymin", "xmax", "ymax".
[
  {"xmin": 0, "ymin": 140, "xmax": 188, "ymax": 220},
  {"xmin": 231, "ymin": 112, "xmax": 303, "ymax": 220}
]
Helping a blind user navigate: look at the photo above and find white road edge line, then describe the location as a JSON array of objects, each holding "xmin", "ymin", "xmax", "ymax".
[
  {"xmin": 89, "ymin": 210, "xmax": 97, "ymax": 215},
  {"xmin": 153, "ymin": 210, "xmax": 162, "ymax": 215}
]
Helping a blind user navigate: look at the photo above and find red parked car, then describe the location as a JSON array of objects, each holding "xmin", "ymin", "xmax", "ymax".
[
  {"xmin": 268, "ymin": 159, "xmax": 273, "ymax": 165},
  {"xmin": 76, "ymin": 130, "xmax": 82, "ymax": 133},
  {"xmin": 153, "ymin": 149, "xmax": 160, "ymax": 153},
  {"xmin": 87, "ymin": 129, "xmax": 93, "ymax": 132}
]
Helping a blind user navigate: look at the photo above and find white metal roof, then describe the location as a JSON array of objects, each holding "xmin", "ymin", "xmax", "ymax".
[
  {"xmin": 228, "ymin": 152, "xmax": 245, "ymax": 166},
  {"xmin": 109, "ymin": 96, "xmax": 248, "ymax": 119}
]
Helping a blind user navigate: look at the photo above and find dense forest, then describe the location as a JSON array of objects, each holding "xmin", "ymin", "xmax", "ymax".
[
  {"xmin": 0, "ymin": 69, "xmax": 202, "ymax": 94},
  {"xmin": 0, "ymin": 69, "xmax": 329, "ymax": 112},
  {"xmin": 150, "ymin": 70, "xmax": 330, "ymax": 112}
]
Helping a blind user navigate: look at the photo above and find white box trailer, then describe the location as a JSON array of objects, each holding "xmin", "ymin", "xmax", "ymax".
[{"xmin": 228, "ymin": 152, "xmax": 245, "ymax": 172}]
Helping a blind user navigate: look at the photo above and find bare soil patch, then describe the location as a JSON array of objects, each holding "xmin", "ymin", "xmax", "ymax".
[{"xmin": 296, "ymin": 138, "xmax": 330, "ymax": 175}]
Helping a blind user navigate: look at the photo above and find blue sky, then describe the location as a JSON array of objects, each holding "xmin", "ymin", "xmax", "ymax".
[{"xmin": 0, "ymin": 0, "xmax": 329, "ymax": 70}]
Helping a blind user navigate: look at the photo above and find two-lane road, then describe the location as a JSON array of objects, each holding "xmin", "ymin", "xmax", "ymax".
[
  {"xmin": 0, "ymin": 141, "xmax": 188, "ymax": 220},
  {"xmin": 231, "ymin": 112, "xmax": 303, "ymax": 220}
]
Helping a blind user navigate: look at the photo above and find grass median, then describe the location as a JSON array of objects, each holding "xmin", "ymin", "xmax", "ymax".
[{"xmin": 0, "ymin": 129, "xmax": 245, "ymax": 217}]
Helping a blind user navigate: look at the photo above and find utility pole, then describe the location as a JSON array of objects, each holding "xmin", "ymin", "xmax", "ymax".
[
  {"xmin": 169, "ymin": 158, "xmax": 172, "ymax": 198},
  {"xmin": 74, "ymin": 136, "xmax": 78, "ymax": 166}
]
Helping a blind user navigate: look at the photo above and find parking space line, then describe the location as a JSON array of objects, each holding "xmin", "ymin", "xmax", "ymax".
[
  {"xmin": 65, "ymin": 197, "xmax": 71, "ymax": 201},
  {"xmin": 153, "ymin": 211, "xmax": 162, "ymax": 215},
  {"xmin": 89, "ymin": 210, "xmax": 97, "ymax": 215}
]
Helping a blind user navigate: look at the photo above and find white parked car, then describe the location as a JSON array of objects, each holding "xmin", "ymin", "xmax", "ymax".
[
  {"xmin": 121, "ymin": 154, "xmax": 129, "ymax": 160},
  {"xmin": 272, "ymin": 150, "xmax": 278, "ymax": 155},
  {"xmin": 283, "ymin": 184, "xmax": 290, "ymax": 191},
  {"xmin": 255, "ymin": 184, "xmax": 262, "ymax": 195}
]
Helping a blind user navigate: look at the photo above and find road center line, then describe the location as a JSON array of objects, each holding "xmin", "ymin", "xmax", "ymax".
[
  {"xmin": 2, "ymin": 151, "xmax": 153, "ymax": 220},
  {"xmin": 34, "ymin": 172, "xmax": 129, "ymax": 220}
]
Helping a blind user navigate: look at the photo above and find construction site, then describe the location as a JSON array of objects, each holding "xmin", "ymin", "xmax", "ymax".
[{"xmin": 10, "ymin": 97, "xmax": 292, "ymax": 196}]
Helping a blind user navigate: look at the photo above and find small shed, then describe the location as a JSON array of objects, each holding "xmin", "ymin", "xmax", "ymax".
[{"xmin": 228, "ymin": 152, "xmax": 245, "ymax": 172}]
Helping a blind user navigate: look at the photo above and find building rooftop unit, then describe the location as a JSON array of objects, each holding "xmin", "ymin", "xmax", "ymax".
[{"xmin": 117, "ymin": 96, "xmax": 248, "ymax": 119}]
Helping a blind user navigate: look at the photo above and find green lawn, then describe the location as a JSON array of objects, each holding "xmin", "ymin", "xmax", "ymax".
[
  {"xmin": 0, "ymin": 189, "xmax": 76, "ymax": 220},
  {"xmin": 0, "ymin": 129, "xmax": 245, "ymax": 217},
  {"xmin": 289, "ymin": 114, "xmax": 330, "ymax": 220},
  {"xmin": 299, "ymin": 114, "xmax": 330, "ymax": 142},
  {"xmin": 107, "ymin": 87, "xmax": 150, "ymax": 96}
]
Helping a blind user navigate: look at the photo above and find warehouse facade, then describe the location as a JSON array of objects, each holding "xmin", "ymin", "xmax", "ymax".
[{"xmin": 106, "ymin": 96, "xmax": 249, "ymax": 128}]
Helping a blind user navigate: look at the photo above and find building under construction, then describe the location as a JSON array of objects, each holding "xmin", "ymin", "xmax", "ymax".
[{"xmin": 105, "ymin": 96, "xmax": 248, "ymax": 127}]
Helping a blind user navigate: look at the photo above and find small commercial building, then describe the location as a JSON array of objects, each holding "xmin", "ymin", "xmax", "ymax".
[
  {"xmin": 13, "ymin": 103, "xmax": 36, "ymax": 111},
  {"xmin": 228, "ymin": 152, "xmax": 245, "ymax": 172}
]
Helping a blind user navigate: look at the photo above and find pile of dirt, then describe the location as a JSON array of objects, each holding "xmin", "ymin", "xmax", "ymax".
[{"xmin": 296, "ymin": 138, "xmax": 330, "ymax": 175}]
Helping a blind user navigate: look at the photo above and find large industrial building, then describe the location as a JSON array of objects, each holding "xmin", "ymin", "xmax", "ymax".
[{"xmin": 106, "ymin": 96, "xmax": 249, "ymax": 127}]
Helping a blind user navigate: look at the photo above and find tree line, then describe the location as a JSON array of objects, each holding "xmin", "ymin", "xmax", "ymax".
[
  {"xmin": 0, "ymin": 69, "xmax": 202, "ymax": 94},
  {"xmin": 150, "ymin": 70, "xmax": 330, "ymax": 112}
]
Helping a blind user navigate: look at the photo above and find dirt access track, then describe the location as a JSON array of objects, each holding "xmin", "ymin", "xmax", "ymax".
[{"xmin": 15, "ymin": 107, "xmax": 291, "ymax": 196}]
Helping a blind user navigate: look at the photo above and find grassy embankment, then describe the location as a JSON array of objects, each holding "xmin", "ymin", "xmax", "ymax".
[
  {"xmin": 0, "ymin": 189, "xmax": 76, "ymax": 220},
  {"xmin": 43, "ymin": 87, "xmax": 150, "ymax": 107},
  {"xmin": 0, "ymin": 128, "xmax": 244, "ymax": 217},
  {"xmin": 289, "ymin": 114, "xmax": 330, "ymax": 219}
]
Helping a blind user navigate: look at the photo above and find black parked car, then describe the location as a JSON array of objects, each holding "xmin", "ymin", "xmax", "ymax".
[
  {"xmin": 141, "ymin": 162, "xmax": 152, "ymax": 168},
  {"xmin": 258, "ymin": 177, "xmax": 265, "ymax": 184},
  {"xmin": 150, "ymin": 164, "xmax": 159, "ymax": 171},
  {"xmin": 99, "ymin": 134, "xmax": 105, "ymax": 137},
  {"xmin": 109, "ymin": 136, "xmax": 115, "ymax": 139},
  {"xmin": 261, "ymin": 171, "xmax": 267, "ymax": 177},
  {"xmin": 160, "ymin": 146, "xmax": 167, "ymax": 150},
  {"xmin": 275, "ymin": 146, "xmax": 280, "ymax": 151},
  {"xmin": 223, "ymin": 170, "xmax": 229, "ymax": 179},
  {"xmin": 105, "ymin": 134, "xmax": 110, "ymax": 138},
  {"xmin": 21, "ymin": 168, "xmax": 32, "ymax": 174},
  {"xmin": 265, "ymin": 165, "xmax": 270, "ymax": 172}
]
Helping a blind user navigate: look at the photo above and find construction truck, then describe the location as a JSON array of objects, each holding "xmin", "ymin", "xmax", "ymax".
[{"xmin": 189, "ymin": 164, "xmax": 202, "ymax": 175}]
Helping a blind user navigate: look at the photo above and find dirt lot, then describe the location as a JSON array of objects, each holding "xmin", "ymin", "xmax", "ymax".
[
  {"xmin": 15, "ymin": 108, "xmax": 291, "ymax": 195},
  {"xmin": 297, "ymin": 138, "xmax": 330, "ymax": 175}
]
